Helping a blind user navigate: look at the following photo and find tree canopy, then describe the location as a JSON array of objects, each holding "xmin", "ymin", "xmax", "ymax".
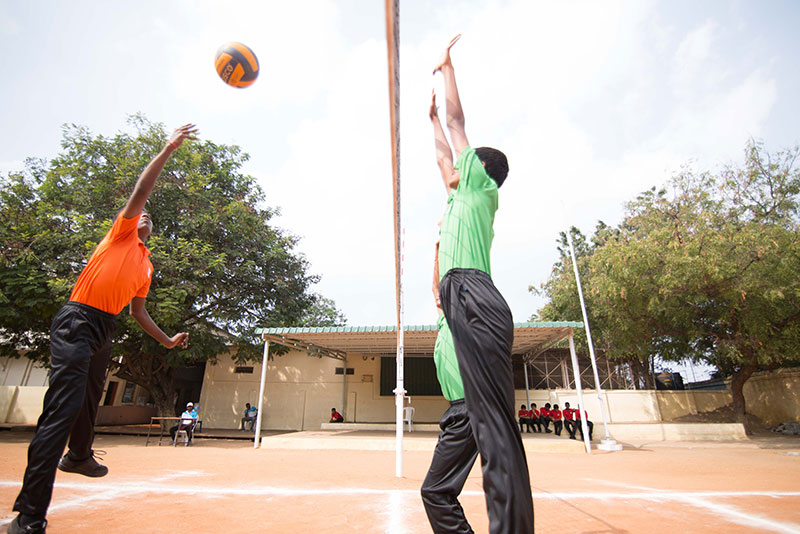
[
  {"xmin": 534, "ymin": 141, "xmax": 800, "ymax": 422},
  {"xmin": 0, "ymin": 115, "xmax": 345, "ymax": 415}
]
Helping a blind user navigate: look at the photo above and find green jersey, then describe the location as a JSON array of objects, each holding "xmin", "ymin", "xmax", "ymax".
[
  {"xmin": 433, "ymin": 314, "xmax": 464, "ymax": 401},
  {"xmin": 438, "ymin": 146, "xmax": 498, "ymax": 279}
]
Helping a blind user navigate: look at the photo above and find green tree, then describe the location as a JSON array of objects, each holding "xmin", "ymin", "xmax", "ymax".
[
  {"xmin": 0, "ymin": 115, "xmax": 345, "ymax": 417},
  {"xmin": 535, "ymin": 141, "xmax": 800, "ymax": 424}
]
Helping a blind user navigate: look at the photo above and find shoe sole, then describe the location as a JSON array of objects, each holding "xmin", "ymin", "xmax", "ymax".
[{"xmin": 57, "ymin": 460, "xmax": 108, "ymax": 478}]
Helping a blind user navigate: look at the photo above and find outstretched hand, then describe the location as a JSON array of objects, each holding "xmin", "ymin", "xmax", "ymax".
[
  {"xmin": 433, "ymin": 34, "xmax": 461, "ymax": 74},
  {"xmin": 429, "ymin": 90, "xmax": 439, "ymax": 121},
  {"xmin": 165, "ymin": 332, "xmax": 189, "ymax": 350},
  {"xmin": 167, "ymin": 124, "xmax": 199, "ymax": 150}
]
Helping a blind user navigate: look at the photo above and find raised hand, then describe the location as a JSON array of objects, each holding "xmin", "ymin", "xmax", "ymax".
[
  {"xmin": 429, "ymin": 90, "xmax": 439, "ymax": 121},
  {"xmin": 167, "ymin": 123, "xmax": 199, "ymax": 150},
  {"xmin": 433, "ymin": 34, "xmax": 461, "ymax": 74}
]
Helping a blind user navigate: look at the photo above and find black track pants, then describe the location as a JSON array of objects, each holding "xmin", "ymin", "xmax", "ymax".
[
  {"xmin": 14, "ymin": 302, "xmax": 115, "ymax": 517},
  {"xmin": 421, "ymin": 399, "xmax": 479, "ymax": 534},
  {"xmin": 439, "ymin": 269, "xmax": 534, "ymax": 534},
  {"xmin": 576, "ymin": 420, "xmax": 594, "ymax": 441}
]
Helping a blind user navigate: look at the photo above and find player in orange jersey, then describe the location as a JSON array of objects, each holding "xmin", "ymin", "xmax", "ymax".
[{"xmin": 9, "ymin": 124, "xmax": 197, "ymax": 534}]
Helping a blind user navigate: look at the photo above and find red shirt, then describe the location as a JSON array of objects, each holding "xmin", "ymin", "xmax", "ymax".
[
  {"xmin": 563, "ymin": 408, "xmax": 575, "ymax": 420},
  {"xmin": 551, "ymin": 409, "xmax": 562, "ymax": 420},
  {"xmin": 540, "ymin": 408, "xmax": 551, "ymax": 418},
  {"xmin": 330, "ymin": 411, "xmax": 343, "ymax": 422},
  {"xmin": 70, "ymin": 214, "xmax": 152, "ymax": 314},
  {"xmin": 518, "ymin": 409, "xmax": 527, "ymax": 418},
  {"xmin": 575, "ymin": 410, "xmax": 588, "ymax": 420}
]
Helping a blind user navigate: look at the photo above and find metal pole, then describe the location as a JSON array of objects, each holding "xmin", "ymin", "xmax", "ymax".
[
  {"xmin": 566, "ymin": 230, "xmax": 620, "ymax": 451},
  {"xmin": 568, "ymin": 335, "xmax": 591, "ymax": 453},
  {"xmin": 253, "ymin": 340, "xmax": 269, "ymax": 449},
  {"xmin": 384, "ymin": 0, "xmax": 404, "ymax": 479},
  {"xmin": 523, "ymin": 361, "xmax": 530, "ymax": 407},
  {"xmin": 341, "ymin": 355, "xmax": 347, "ymax": 421}
]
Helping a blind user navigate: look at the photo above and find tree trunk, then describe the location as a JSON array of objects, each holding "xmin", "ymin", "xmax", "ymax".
[
  {"xmin": 150, "ymin": 385, "xmax": 179, "ymax": 431},
  {"xmin": 113, "ymin": 353, "xmax": 178, "ymax": 431},
  {"xmin": 730, "ymin": 363, "xmax": 758, "ymax": 433}
]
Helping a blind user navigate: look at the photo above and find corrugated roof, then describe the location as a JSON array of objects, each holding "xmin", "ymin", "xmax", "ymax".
[{"xmin": 257, "ymin": 322, "xmax": 582, "ymax": 358}]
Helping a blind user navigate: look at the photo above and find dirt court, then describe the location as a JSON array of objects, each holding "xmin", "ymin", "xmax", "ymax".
[{"xmin": 0, "ymin": 431, "xmax": 798, "ymax": 533}]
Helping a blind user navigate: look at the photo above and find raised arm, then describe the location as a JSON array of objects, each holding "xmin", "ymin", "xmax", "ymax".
[
  {"xmin": 122, "ymin": 124, "xmax": 198, "ymax": 219},
  {"xmin": 433, "ymin": 35, "xmax": 468, "ymax": 156},
  {"xmin": 129, "ymin": 296, "xmax": 189, "ymax": 349},
  {"xmin": 430, "ymin": 91, "xmax": 459, "ymax": 193},
  {"xmin": 433, "ymin": 237, "xmax": 443, "ymax": 312}
]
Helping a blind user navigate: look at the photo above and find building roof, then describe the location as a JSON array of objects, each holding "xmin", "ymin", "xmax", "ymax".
[{"xmin": 256, "ymin": 322, "xmax": 582, "ymax": 360}]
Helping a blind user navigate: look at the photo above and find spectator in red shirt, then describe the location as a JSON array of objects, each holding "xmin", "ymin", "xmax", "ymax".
[
  {"xmin": 528, "ymin": 403, "xmax": 542, "ymax": 433},
  {"xmin": 562, "ymin": 402, "xmax": 577, "ymax": 439},
  {"xmin": 574, "ymin": 405, "xmax": 594, "ymax": 441},
  {"xmin": 550, "ymin": 404, "xmax": 563, "ymax": 436},
  {"xmin": 517, "ymin": 405, "xmax": 532, "ymax": 433},
  {"xmin": 540, "ymin": 403, "xmax": 553, "ymax": 433},
  {"xmin": 330, "ymin": 408, "xmax": 344, "ymax": 423}
]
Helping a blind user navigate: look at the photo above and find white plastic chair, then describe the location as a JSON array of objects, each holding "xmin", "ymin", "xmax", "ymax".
[
  {"xmin": 403, "ymin": 406, "xmax": 415, "ymax": 432},
  {"xmin": 173, "ymin": 420, "xmax": 196, "ymax": 447}
]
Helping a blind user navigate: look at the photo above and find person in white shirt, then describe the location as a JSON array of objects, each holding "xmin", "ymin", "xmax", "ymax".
[{"xmin": 170, "ymin": 402, "xmax": 198, "ymax": 444}]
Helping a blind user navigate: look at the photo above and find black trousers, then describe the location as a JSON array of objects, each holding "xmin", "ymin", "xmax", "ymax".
[
  {"xmin": 518, "ymin": 417, "xmax": 531, "ymax": 433},
  {"xmin": 170, "ymin": 423, "xmax": 194, "ymax": 442},
  {"xmin": 541, "ymin": 416, "xmax": 552, "ymax": 432},
  {"xmin": 553, "ymin": 420, "xmax": 563, "ymax": 436},
  {"xmin": 564, "ymin": 419, "xmax": 577, "ymax": 438},
  {"xmin": 421, "ymin": 399, "xmax": 479, "ymax": 534},
  {"xmin": 14, "ymin": 302, "xmax": 116, "ymax": 517},
  {"xmin": 576, "ymin": 420, "xmax": 594, "ymax": 441},
  {"xmin": 439, "ymin": 269, "xmax": 534, "ymax": 534}
]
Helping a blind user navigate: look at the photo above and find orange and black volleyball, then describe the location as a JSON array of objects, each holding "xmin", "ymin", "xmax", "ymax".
[{"xmin": 214, "ymin": 42, "xmax": 259, "ymax": 88}]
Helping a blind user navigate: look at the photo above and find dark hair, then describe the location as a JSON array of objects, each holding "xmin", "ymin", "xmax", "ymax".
[
  {"xmin": 331, "ymin": 408, "xmax": 337, "ymax": 411},
  {"xmin": 475, "ymin": 147, "xmax": 509, "ymax": 188}
]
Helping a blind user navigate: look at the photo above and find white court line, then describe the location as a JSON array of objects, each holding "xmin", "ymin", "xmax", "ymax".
[
  {"xmin": 586, "ymin": 479, "xmax": 800, "ymax": 534},
  {"xmin": 2, "ymin": 480, "xmax": 800, "ymax": 499},
  {"xmin": 1, "ymin": 480, "xmax": 800, "ymax": 500},
  {"xmin": 2, "ymin": 479, "xmax": 799, "ymax": 532}
]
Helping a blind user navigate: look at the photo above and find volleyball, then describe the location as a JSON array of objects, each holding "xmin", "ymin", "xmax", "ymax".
[{"xmin": 214, "ymin": 42, "xmax": 259, "ymax": 88}]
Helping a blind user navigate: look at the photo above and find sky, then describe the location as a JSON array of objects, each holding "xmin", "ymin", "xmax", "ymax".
[{"xmin": 2, "ymin": 0, "xmax": 799, "ymax": 347}]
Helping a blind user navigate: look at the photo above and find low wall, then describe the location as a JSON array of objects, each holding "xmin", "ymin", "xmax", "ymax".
[
  {"xmin": 740, "ymin": 368, "xmax": 800, "ymax": 426},
  {"xmin": 0, "ymin": 386, "xmax": 19, "ymax": 423},
  {"xmin": 4, "ymin": 386, "xmax": 47, "ymax": 424},
  {"xmin": 96, "ymin": 405, "xmax": 158, "ymax": 426},
  {"xmin": 607, "ymin": 423, "xmax": 747, "ymax": 441}
]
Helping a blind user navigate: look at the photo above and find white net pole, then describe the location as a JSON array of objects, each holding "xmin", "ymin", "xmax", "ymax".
[
  {"xmin": 384, "ymin": 0, "xmax": 405, "ymax": 478},
  {"xmin": 566, "ymin": 230, "xmax": 618, "ymax": 450}
]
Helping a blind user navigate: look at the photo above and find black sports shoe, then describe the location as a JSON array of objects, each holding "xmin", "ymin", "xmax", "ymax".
[
  {"xmin": 57, "ymin": 449, "xmax": 108, "ymax": 477},
  {"xmin": 7, "ymin": 515, "xmax": 47, "ymax": 534}
]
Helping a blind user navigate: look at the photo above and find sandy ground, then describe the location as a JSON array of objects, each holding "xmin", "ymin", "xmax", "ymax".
[{"xmin": 0, "ymin": 430, "xmax": 798, "ymax": 534}]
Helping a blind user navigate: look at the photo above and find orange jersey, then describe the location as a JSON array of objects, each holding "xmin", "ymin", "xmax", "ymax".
[{"xmin": 69, "ymin": 214, "xmax": 153, "ymax": 314}]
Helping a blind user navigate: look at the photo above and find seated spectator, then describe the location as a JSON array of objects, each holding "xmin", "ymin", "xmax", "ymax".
[
  {"xmin": 540, "ymin": 403, "xmax": 553, "ymax": 433},
  {"xmin": 518, "ymin": 404, "xmax": 531, "ymax": 433},
  {"xmin": 529, "ymin": 403, "xmax": 542, "ymax": 433},
  {"xmin": 563, "ymin": 402, "xmax": 577, "ymax": 439},
  {"xmin": 240, "ymin": 402, "xmax": 258, "ymax": 431},
  {"xmin": 330, "ymin": 408, "xmax": 344, "ymax": 423},
  {"xmin": 575, "ymin": 404, "xmax": 594, "ymax": 441},
  {"xmin": 170, "ymin": 402, "xmax": 198, "ymax": 444},
  {"xmin": 551, "ymin": 404, "xmax": 563, "ymax": 436}
]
